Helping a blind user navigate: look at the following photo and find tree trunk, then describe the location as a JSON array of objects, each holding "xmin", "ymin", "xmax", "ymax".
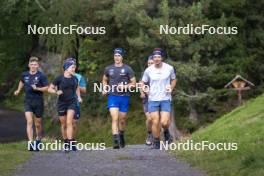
[
  {"xmin": 169, "ymin": 101, "xmax": 182, "ymax": 140},
  {"xmin": 188, "ymin": 98, "xmax": 198, "ymax": 124}
]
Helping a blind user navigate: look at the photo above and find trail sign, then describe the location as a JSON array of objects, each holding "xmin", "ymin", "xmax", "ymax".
[{"xmin": 224, "ymin": 75, "xmax": 254, "ymax": 105}]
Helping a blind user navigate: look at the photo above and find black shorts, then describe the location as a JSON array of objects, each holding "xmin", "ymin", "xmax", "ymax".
[
  {"xmin": 57, "ymin": 100, "xmax": 77, "ymax": 116},
  {"xmin": 24, "ymin": 99, "xmax": 44, "ymax": 118}
]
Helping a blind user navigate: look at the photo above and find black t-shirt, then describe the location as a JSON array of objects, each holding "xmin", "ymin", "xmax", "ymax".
[
  {"xmin": 52, "ymin": 75, "xmax": 78, "ymax": 102},
  {"xmin": 104, "ymin": 64, "xmax": 135, "ymax": 96},
  {"xmin": 20, "ymin": 71, "xmax": 48, "ymax": 100}
]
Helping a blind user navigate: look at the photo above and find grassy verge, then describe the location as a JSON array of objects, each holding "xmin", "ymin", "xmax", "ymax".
[
  {"xmin": 174, "ymin": 94, "xmax": 264, "ymax": 176},
  {"xmin": 0, "ymin": 142, "xmax": 32, "ymax": 176}
]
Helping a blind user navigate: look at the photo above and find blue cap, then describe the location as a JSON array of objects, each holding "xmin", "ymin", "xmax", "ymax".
[
  {"xmin": 114, "ymin": 48, "xmax": 124, "ymax": 56},
  {"xmin": 65, "ymin": 57, "xmax": 76, "ymax": 63},
  {"xmin": 152, "ymin": 48, "xmax": 164, "ymax": 57},
  {"xmin": 63, "ymin": 60, "xmax": 75, "ymax": 70},
  {"xmin": 152, "ymin": 50, "xmax": 163, "ymax": 56},
  {"xmin": 148, "ymin": 55, "xmax": 153, "ymax": 60}
]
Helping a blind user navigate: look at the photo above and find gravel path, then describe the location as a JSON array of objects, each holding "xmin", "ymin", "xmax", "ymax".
[{"xmin": 14, "ymin": 144, "xmax": 206, "ymax": 176}]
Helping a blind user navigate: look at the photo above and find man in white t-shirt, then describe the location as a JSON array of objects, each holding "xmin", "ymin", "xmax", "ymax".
[{"xmin": 141, "ymin": 49, "xmax": 177, "ymax": 149}]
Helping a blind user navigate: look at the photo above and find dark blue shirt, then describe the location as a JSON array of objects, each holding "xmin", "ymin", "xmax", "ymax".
[
  {"xmin": 21, "ymin": 71, "xmax": 48, "ymax": 99},
  {"xmin": 104, "ymin": 64, "xmax": 135, "ymax": 96},
  {"xmin": 52, "ymin": 75, "xmax": 78, "ymax": 102}
]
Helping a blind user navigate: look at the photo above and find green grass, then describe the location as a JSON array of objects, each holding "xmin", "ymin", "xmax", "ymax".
[
  {"xmin": 174, "ymin": 94, "xmax": 264, "ymax": 176},
  {"xmin": 0, "ymin": 142, "xmax": 32, "ymax": 176}
]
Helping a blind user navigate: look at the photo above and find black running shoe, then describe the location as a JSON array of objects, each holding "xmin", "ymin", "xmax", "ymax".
[
  {"xmin": 164, "ymin": 130, "xmax": 173, "ymax": 144},
  {"xmin": 151, "ymin": 139, "xmax": 160, "ymax": 149},
  {"xmin": 70, "ymin": 139, "xmax": 77, "ymax": 151},
  {"xmin": 35, "ymin": 139, "xmax": 41, "ymax": 151},
  {"xmin": 119, "ymin": 133, "xmax": 125, "ymax": 148},
  {"xmin": 28, "ymin": 141, "xmax": 34, "ymax": 151},
  {"xmin": 63, "ymin": 139, "xmax": 70, "ymax": 152},
  {"xmin": 113, "ymin": 135, "xmax": 120, "ymax": 149},
  {"xmin": 145, "ymin": 133, "xmax": 154, "ymax": 146}
]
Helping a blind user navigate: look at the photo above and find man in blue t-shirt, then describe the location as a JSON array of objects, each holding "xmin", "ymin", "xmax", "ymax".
[
  {"xmin": 14, "ymin": 57, "xmax": 48, "ymax": 151},
  {"xmin": 102, "ymin": 48, "xmax": 136, "ymax": 149}
]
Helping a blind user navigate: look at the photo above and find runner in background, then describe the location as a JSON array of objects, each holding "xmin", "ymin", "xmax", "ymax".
[
  {"xmin": 140, "ymin": 55, "xmax": 154, "ymax": 145},
  {"xmin": 14, "ymin": 56, "xmax": 48, "ymax": 151}
]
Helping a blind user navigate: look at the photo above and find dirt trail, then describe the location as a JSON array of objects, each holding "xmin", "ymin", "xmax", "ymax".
[{"xmin": 14, "ymin": 145, "xmax": 206, "ymax": 176}]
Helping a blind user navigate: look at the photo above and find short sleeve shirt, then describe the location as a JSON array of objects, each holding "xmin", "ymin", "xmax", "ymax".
[
  {"xmin": 52, "ymin": 75, "xmax": 78, "ymax": 102},
  {"xmin": 104, "ymin": 64, "xmax": 135, "ymax": 96},
  {"xmin": 20, "ymin": 71, "xmax": 48, "ymax": 99},
  {"xmin": 142, "ymin": 62, "xmax": 176, "ymax": 101}
]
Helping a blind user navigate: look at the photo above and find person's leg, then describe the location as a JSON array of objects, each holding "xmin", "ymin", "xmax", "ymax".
[
  {"xmin": 148, "ymin": 101, "xmax": 161, "ymax": 149},
  {"xmin": 109, "ymin": 108, "xmax": 119, "ymax": 134},
  {"xmin": 109, "ymin": 108, "xmax": 120, "ymax": 149},
  {"xmin": 66, "ymin": 109, "xmax": 75, "ymax": 140},
  {"xmin": 73, "ymin": 119, "xmax": 78, "ymax": 138},
  {"xmin": 34, "ymin": 117, "xmax": 42, "ymax": 140},
  {"xmin": 160, "ymin": 100, "xmax": 173, "ymax": 144},
  {"xmin": 151, "ymin": 111, "xmax": 160, "ymax": 139},
  {"xmin": 73, "ymin": 105, "xmax": 80, "ymax": 138},
  {"xmin": 118, "ymin": 111, "xmax": 126, "ymax": 148},
  {"xmin": 160, "ymin": 112, "xmax": 170, "ymax": 129},
  {"xmin": 34, "ymin": 99, "xmax": 44, "ymax": 141},
  {"xmin": 145, "ymin": 112, "xmax": 153, "ymax": 145},
  {"xmin": 118, "ymin": 112, "xmax": 126, "ymax": 131},
  {"xmin": 118, "ymin": 96, "xmax": 130, "ymax": 148},
  {"xmin": 25, "ymin": 112, "xmax": 34, "ymax": 141},
  {"xmin": 145, "ymin": 112, "xmax": 152, "ymax": 132},
  {"xmin": 59, "ymin": 116, "xmax": 67, "ymax": 140},
  {"xmin": 108, "ymin": 95, "xmax": 121, "ymax": 149}
]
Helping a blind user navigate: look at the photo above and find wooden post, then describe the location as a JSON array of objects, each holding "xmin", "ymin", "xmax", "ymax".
[{"xmin": 237, "ymin": 89, "xmax": 242, "ymax": 105}]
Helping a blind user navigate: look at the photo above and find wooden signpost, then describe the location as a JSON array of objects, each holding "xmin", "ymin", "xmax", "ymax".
[{"xmin": 224, "ymin": 75, "xmax": 254, "ymax": 105}]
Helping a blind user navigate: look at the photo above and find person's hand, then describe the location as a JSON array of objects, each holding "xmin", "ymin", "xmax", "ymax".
[
  {"xmin": 31, "ymin": 85, "xmax": 38, "ymax": 90},
  {"xmin": 102, "ymin": 91, "xmax": 108, "ymax": 96},
  {"xmin": 140, "ymin": 92, "xmax": 146, "ymax": 98},
  {"xmin": 14, "ymin": 90, "xmax": 20, "ymax": 96},
  {"xmin": 56, "ymin": 90, "xmax": 63, "ymax": 96},
  {"xmin": 78, "ymin": 97, "xmax": 83, "ymax": 103},
  {"xmin": 166, "ymin": 85, "xmax": 172, "ymax": 93},
  {"xmin": 117, "ymin": 83, "xmax": 127, "ymax": 91}
]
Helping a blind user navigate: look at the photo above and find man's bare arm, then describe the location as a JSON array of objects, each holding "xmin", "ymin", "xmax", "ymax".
[
  {"xmin": 14, "ymin": 81, "xmax": 24, "ymax": 96},
  {"xmin": 102, "ymin": 75, "xmax": 108, "ymax": 96}
]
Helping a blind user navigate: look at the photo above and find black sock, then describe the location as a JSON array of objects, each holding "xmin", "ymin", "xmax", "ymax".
[
  {"xmin": 148, "ymin": 131, "xmax": 152, "ymax": 135},
  {"xmin": 164, "ymin": 128, "xmax": 169, "ymax": 134},
  {"xmin": 119, "ymin": 130, "xmax": 124, "ymax": 136},
  {"xmin": 154, "ymin": 138, "xmax": 160, "ymax": 143},
  {"xmin": 64, "ymin": 139, "xmax": 69, "ymax": 143},
  {"xmin": 113, "ymin": 134, "xmax": 119, "ymax": 140}
]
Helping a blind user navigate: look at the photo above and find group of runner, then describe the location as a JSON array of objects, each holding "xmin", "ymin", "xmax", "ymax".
[
  {"xmin": 14, "ymin": 47, "xmax": 176, "ymax": 151},
  {"xmin": 14, "ymin": 57, "xmax": 86, "ymax": 151}
]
